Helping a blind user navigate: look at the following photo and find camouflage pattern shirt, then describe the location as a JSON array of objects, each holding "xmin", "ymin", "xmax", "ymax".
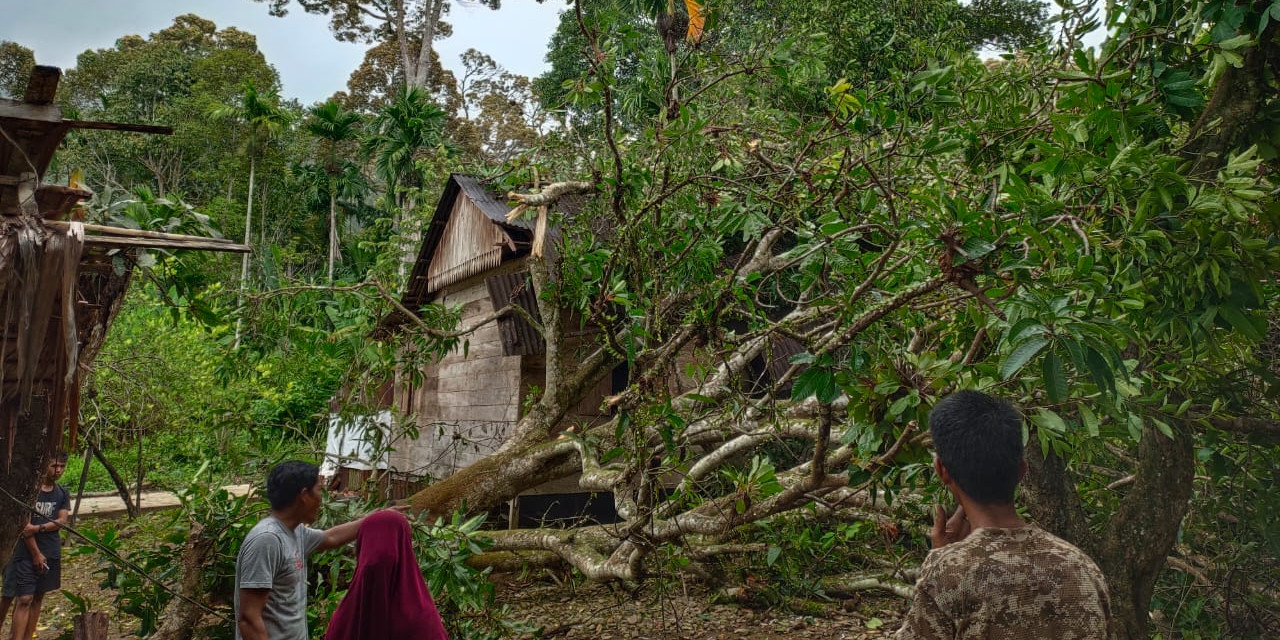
[{"xmin": 895, "ymin": 525, "xmax": 1111, "ymax": 639}]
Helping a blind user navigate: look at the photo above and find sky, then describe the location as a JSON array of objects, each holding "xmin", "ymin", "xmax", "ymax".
[{"xmin": 0, "ymin": 0, "xmax": 567, "ymax": 105}]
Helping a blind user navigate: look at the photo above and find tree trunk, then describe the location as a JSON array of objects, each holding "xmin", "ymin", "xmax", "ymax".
[
  {"xmin": 233, "ymin": 158, "xmax": 256, "ymax": 349},
  {"xmin": 1184, "ymin": 22, "xmax": 1280, "ymax": 179},
  {"xmin": 1023, "ymin": 423, "xmax": 1195, "ymax": 640},
  {"xmin": 413, "ymin": 0, "xmax": 447, "ymax": 89},
  {"xmin": 0, "ymin": 396, "xmax": 53, "ymax": 569},
  {"xmin": 92, "ymin": 445, "xmax": 138, "ymax": 519},
  {"xmin": 328, "ymin": 190, "xmax": 338, "ymax": 283},
  {"xmin": 151, "ymin": 523, "xmax": 215, "ymax": 640},
  {"xmin": 397, "ymin": 193, "xmax": 418, "ymax": 283},
  {"xmin": 70, "ymin": 443, "xmax": 92, "ymax": 526},
  {"xmin": 409, "ymin": 437, "xmax": 581, "ymax": 517},
  {"xmin": 1097, "ymin": 425, "xmax": 1195, "ymax": 640},
  {"xmin": 72, "ymin": 612, "xmax": 109, "ymax": 640}
]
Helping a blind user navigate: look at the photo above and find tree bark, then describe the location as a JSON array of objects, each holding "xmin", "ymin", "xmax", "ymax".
[
  {"xmin": 328, "ymin": 189, "xmax": 338, "ymax": 283},
  {"xmin": 1097, "ymin": 424, "xmax": 1195, "ymax": 640},
  {"xmin": 0, "ymin": 396, "xmax": 53, "ymax": 569},
  {"xmin": 151, "ymin": 523, "xmax": 215, "ymax": 640},
  {"xmin": 1184, "ymin": 22, "xmax": 1280, "ymax": 179},
  {"xmin": 92, "ymin": 444, "xmax": 138, "ymax": 519},
  {"xmin": 233, "ymin": 158, "xmax": 256, "ymax": 349},
  {"xmin": 72, "ymin": 612, "xmax": 109, "ymax": 640},
  {"xmin": 1022, "ymin": 422, "xmax": 1195, "ymax": 640}
]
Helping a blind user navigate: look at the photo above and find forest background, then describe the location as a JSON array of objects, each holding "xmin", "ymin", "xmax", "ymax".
[{"xmin": 0, "ymin": 0, "xmax": 1277, "ymax": 639}]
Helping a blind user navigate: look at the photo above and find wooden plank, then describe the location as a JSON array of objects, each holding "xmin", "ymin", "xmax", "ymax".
[
  {"xmin": 46, "ymin": 220, "xmax": 238, "ymax": 244},
  {"xmin": 436, "ymin": 388, "xmax": 519, "ymax": 407},
  {"xmin": 63, "ymin": 120, "xmax": 173, "ymax": 135},
  {"xmin": 79, "ymin": 235, "xmax": 251, "ymax": 253},
  {"xmin": 23, "ymin": 66, "xmax": 60, "ymax": 105}
]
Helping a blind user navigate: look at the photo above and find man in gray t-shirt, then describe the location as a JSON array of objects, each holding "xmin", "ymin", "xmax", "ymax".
[{"xmin": 235, "ymin": 461, "xmax": 404, "ymax": 640}]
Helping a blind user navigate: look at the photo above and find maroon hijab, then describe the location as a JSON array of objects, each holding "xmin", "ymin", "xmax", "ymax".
[{"xmin": 325, "ymin": 511, "xmax": 448, "ymax": 640}]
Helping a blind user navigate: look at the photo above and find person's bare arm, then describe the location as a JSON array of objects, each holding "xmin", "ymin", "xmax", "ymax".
[
  {"xmin": 22, "ymin": 536, "xmax": 44, "ymax": 572},
  {"xmin": 237, "ymin": 588, "xmax": 271, "ymax": 640},
  {"xmin": 315, "ymin": 506, "xmax": 408, "ymax": 552}
]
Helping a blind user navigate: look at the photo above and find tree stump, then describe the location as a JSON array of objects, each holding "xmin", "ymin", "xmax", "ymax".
[{"xmin": 72, "ymin": 612, "xmax": 109, "ymax": 640}]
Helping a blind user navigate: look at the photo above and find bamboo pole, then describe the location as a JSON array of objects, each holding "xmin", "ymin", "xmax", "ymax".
[
  {"xmin": 72, "ymin": 235, "xmax": 251, "ymax": 253},
  {"xmin": 44, "ymin": 220, "xmax": 239, "ymax": 244}
]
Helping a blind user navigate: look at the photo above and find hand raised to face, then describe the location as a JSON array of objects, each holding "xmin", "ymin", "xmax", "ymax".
[{"xmin": 930, "ymin": 503, "xmax": 972, "ymax": 550}]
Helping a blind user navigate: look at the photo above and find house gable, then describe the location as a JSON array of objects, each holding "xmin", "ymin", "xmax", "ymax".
[{"xmin": 427, "ymin": 192, "xmax": 512, "ymax": 294}]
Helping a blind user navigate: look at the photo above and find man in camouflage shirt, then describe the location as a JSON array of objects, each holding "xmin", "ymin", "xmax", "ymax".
[{"xmin": 896, "ymin": 391, "xmax": 1112, "ymax": 639}]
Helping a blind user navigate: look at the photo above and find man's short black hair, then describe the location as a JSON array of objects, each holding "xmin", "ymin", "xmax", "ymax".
[
  {"xmin": 266, "ymin": 461, "xmax": 320, "ymax": 510},
  {"xmin": 51, "ymin": 452, "xmax": 68, "ymax": 463},
  {"xmin": 928, "ymin": 390, "xmax": 1024, "ymax": 505}
]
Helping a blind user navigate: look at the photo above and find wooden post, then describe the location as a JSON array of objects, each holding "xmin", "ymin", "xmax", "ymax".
[
  {"xmin": 507, "ymin": 497, "xmax": 520, "ymax": 530},
  {"xmin": 70, "ymin": 443, "xmax": 93, "ymax": 527},
  {"xmin": 72, "ymin": 611, "xmax": 109, "ymax": 640}
]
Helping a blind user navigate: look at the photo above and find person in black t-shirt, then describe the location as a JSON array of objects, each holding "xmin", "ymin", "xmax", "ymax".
[{"xmin": 0, "ymin": 454, "xmax": 69, "ymax": 640}]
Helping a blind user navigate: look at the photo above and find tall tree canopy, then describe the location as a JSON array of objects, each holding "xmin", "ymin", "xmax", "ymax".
[
  {"xmin": 0, "ymin": 41, "xmax": 34, "ymax": 99},
  {"xmin": 254, "ymin": 0, "xmax": 501, "ymax": 89},
  {"xmin": 393, "ymin": 1, "xmax": 1280, "ymax": 638}
]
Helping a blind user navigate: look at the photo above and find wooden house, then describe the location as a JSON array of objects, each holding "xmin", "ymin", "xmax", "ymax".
[
  {"xmin": 380, "ymin": 174, "xmax": 615, "ymax": 487},
  {"xmin": 381, "ymin": 175, "xmax": 806, "ymax": 504}
]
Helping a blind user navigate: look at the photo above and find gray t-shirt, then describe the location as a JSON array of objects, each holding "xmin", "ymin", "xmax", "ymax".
[{"xmin": 234, "ymin": 517, "xmax": 326, "ymax": 640}]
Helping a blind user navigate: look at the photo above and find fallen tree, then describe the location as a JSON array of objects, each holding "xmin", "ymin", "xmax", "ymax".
[{"xmin": 391, "ymin": 1, "xmax": 1280, "ymax": 637}]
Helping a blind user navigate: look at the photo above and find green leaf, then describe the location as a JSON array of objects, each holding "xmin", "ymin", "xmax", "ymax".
[
  {"xmin": 1084, "ymin": 347, "xmax": 1115, "ymax": 396},
  {"xmin": 1006, "ymin": 318, "xmax": 1046, "ymax": 344},
  {"xmin": 1079, "ymin": 403, "xmax": 1099, "ymax": 437},
  {"xmin": 1031, "ymin": 409, "xmax": 1068, "ymax": 434},
  {"xmin": 1217, "ymin": 34, "xmax": 1254, "ymax": 51},
  {"xmin": 1041, "ymin": 352, "xmax": 1068, "ymax": 404},
  {"xmin": 888, "ymin": 393, "xmax": 917, "ymax": 418},
  {"xmin": 1217, "ymin": 304, "xmax": 1264, "ymax": 341},
  {"xmin": 1001, "ymin": 336, "xmax": 1049, "ymax": 380},
  {"xmin": 766, "ymin": 546, "xmax": 781, "ymax": 567},
  {"xmin": 792, "ymin": 367, "xmax": 839, "ymax": 403}
]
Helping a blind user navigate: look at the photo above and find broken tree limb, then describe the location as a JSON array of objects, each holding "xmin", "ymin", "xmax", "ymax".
[
  {"xmin": 506, "ymin": 181, "xmax": 595, "ymax": 208},
  {"xmin": 819, "ymin": 573, "xmax": 916, "ymax": 599}
]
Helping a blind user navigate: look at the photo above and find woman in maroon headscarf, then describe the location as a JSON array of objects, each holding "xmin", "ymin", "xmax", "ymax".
[{"xmin": 325, "ymin": 510, "xmax": 448, "ymax": 640}]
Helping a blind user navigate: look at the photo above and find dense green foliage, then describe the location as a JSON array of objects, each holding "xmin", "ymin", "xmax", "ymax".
[{"xmin": 4, "ymin": 0, "xmax": 1279, "ymax": 637}]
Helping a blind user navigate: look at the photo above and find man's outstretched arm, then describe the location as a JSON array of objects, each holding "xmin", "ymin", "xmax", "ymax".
[{"xmin": 315, "ymin": 506, "xmax": 410, "ymax": 552}]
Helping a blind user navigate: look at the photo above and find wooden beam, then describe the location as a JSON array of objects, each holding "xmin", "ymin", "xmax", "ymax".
[
  {"xmin": 80, "ymin": 235, "xmax": 251, "ymax": 253},
  {"xmin": 45, "ymin": 220, "xmax": 239, "ymax": 244},
  {"xmin": 23, "ymin": 66, "xmax": 61, "ymax": 105},
  {"xmin": 63, "ymin": 120, "xmax": 173, "ymax": 136}
]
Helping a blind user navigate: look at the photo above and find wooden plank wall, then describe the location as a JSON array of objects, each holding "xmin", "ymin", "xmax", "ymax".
[{"xmin": 390, "ymin": 263, "xmax": 526, "ymax": 479}]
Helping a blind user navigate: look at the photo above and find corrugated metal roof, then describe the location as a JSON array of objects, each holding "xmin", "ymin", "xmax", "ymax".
[{"xmin": 486, "ymin": 271, "xmax": 545, "ymax": 356}]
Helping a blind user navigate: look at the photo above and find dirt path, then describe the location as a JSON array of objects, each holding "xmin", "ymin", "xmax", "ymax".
[{"xmin": 69, "ymin": 485, "xmax": 253, "ymax": 519}]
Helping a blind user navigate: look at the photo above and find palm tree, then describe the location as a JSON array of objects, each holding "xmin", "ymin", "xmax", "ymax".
[
  {"xmin": 209, "ymin": 81, "xmax": 295, "ymax": 346},
  {"xmin": 361, "ymin": 86, "xmax": 452, "ymax": 279},
  {"xmin": 290, "ymin": 158, "xmax": 371, "ymax": 280},
  {"xmin": 304, "ymin": 100, "xmax": 361, "ymax": 282}
]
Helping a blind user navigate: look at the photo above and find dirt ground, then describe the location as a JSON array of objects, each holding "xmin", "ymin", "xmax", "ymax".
[{"xmin": 14, "ymin": 552, "xmax": 907, "ymax": 639}]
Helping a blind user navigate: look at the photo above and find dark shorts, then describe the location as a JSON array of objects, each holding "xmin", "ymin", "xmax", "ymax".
[{"xmin": 1, "ymin": 557, "xmax": 61, "ymax": 597}]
